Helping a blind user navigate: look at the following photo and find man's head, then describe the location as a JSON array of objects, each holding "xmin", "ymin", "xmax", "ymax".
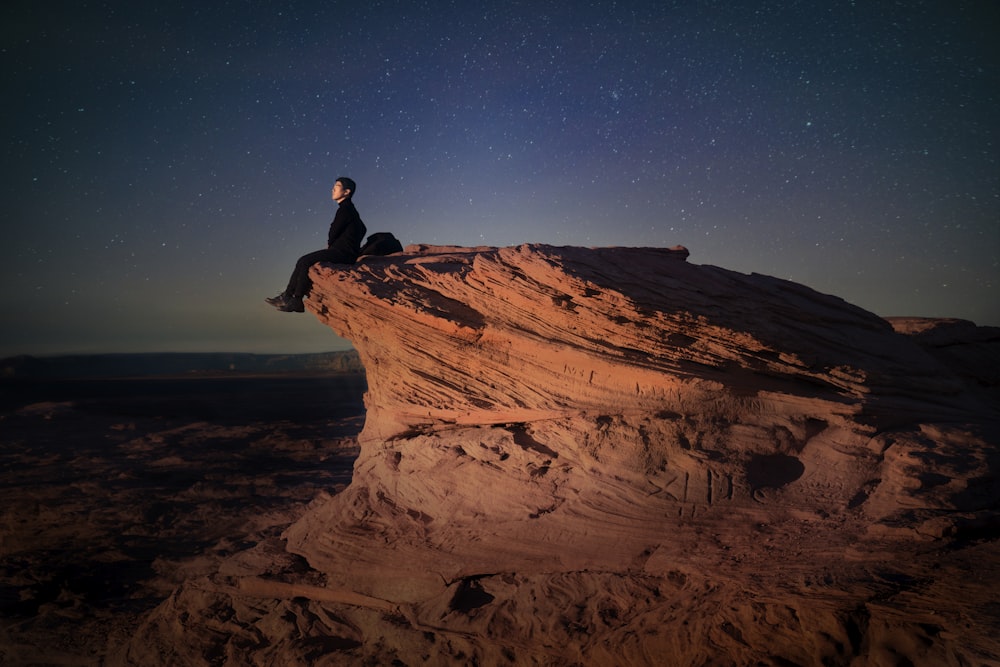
[{"xmin": 332, "ymin": 177, "xmax": 356, "ymax": 202}]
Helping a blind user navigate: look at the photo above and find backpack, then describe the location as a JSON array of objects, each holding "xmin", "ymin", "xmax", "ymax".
[{"xmin": 359, "ymin": 232, "xmax": 403, "ymax": 257}]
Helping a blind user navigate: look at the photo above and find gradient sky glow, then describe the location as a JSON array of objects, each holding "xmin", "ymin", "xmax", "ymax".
[{"xmin": 3, "ymin": 1, "xmax": 998, "ymax": 356}]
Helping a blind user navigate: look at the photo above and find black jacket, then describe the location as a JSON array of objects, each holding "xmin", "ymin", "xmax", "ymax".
[{"xmin": 327, "ymin": 198, "xmax": 366, "ymax": 262}]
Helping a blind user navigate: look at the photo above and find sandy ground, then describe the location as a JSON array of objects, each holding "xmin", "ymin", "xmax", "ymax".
[{"xmin": 0, "ymin": 373, "xmax": 366, "ymax": 666}]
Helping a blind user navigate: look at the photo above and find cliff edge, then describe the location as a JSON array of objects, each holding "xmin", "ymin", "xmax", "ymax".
[{"xmin": 289, "ymin": 243, "xmax": 996, "ymax": 580}]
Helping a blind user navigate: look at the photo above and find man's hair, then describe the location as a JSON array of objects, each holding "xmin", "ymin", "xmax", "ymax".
[{"xmin": 336, "ymin": 177, "xmax": 357, "ymax": 197}]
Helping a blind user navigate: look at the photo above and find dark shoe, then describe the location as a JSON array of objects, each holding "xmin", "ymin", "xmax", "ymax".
[
  {"xmin": 265, "ymin": 293, "xmax": 287, "ymax": 306},
  {"xmin": 277, "ymin": 296, "xmax": 305, "ymax": 312}
]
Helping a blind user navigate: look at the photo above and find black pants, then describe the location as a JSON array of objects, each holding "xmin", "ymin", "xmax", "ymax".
[{"xmin": 284, "ymin": 248, "xmax": 352, "ymax": 299}]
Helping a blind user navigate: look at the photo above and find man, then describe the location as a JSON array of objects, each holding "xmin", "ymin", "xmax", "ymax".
[{"xmin": 266, "ymin": 177, "xmax": 366, "ymax": 313}]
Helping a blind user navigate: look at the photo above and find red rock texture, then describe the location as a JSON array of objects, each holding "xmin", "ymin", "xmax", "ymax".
[{"xmin": 289, "ymin": 244, "xmax": 996, "ymax": 584}]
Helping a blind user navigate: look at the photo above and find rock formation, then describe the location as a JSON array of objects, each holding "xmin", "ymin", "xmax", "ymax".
[{"xmin": 120, "ymin": 244, "xmax": 1000, "ymax": 666}]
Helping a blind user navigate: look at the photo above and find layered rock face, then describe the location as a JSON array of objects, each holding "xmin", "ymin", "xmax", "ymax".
[
  {"xmin": 288, "ymin": 243, "xmax": 995, "ymax": 578},
  {"xmin": 124, "ymin": 244, "xmax": 1000, "ymax": 665}
]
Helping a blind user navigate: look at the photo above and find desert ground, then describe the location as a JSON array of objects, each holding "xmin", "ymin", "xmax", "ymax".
[
  {"xmin": 1, "ymin": 367, "xmax": 999, "ymax": 665},
  {"xmin": 0, "ymin": 371, "xmax": 367, "ymax": 665}
]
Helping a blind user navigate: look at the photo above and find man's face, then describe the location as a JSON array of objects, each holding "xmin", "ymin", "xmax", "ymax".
[{"xmin": 331, "ymin": 181, "xmax": 350, "ymax": 202}]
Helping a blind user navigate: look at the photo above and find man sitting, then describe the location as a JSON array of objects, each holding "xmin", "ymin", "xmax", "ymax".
[{"xmin": 266, "ymin": 177, "xmax": 366, "ymax": 313}]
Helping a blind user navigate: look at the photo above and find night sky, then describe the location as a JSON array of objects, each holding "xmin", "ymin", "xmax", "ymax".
[{"xmin": 3, "ymin": 1, "xmax": 997, "ymax": 357}]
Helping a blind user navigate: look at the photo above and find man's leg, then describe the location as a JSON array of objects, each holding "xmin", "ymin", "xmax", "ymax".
[
  {"xmin": 287, "ymin": 248, "xmax": 339, "ymax": 299},
  {"xmin": 271, "ymin": 248, "xmax": 345, "ymax": 312}
]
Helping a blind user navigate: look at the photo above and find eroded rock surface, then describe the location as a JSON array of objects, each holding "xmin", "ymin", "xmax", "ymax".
[{"xmin": 120, "ymin": 245, "xmax": 1000, "ymax": 666}]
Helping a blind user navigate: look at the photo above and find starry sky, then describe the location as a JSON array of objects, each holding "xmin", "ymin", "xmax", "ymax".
[{"xmin": 3, "ymin": 1, "xmax": 998, "ymax": 357}]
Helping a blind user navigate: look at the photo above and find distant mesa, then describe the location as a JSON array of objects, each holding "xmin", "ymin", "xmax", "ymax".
[{"xmin": 0, "ymin": 350, "xmax": 363, "ymax": 380}]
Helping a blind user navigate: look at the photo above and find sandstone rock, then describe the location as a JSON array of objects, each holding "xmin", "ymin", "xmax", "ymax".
[{"xmin": 283, "ymin": 245, "xmax": 998, "ymax": 638}]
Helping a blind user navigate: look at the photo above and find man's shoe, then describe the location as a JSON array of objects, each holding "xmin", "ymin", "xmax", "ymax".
[
  {"xmin": 277, "ymin": 296, "xmax": 305, "ymax": 313},
  {"xmin": 265, "ymin": 293, "xmax": 287, "ymax": 306}
]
